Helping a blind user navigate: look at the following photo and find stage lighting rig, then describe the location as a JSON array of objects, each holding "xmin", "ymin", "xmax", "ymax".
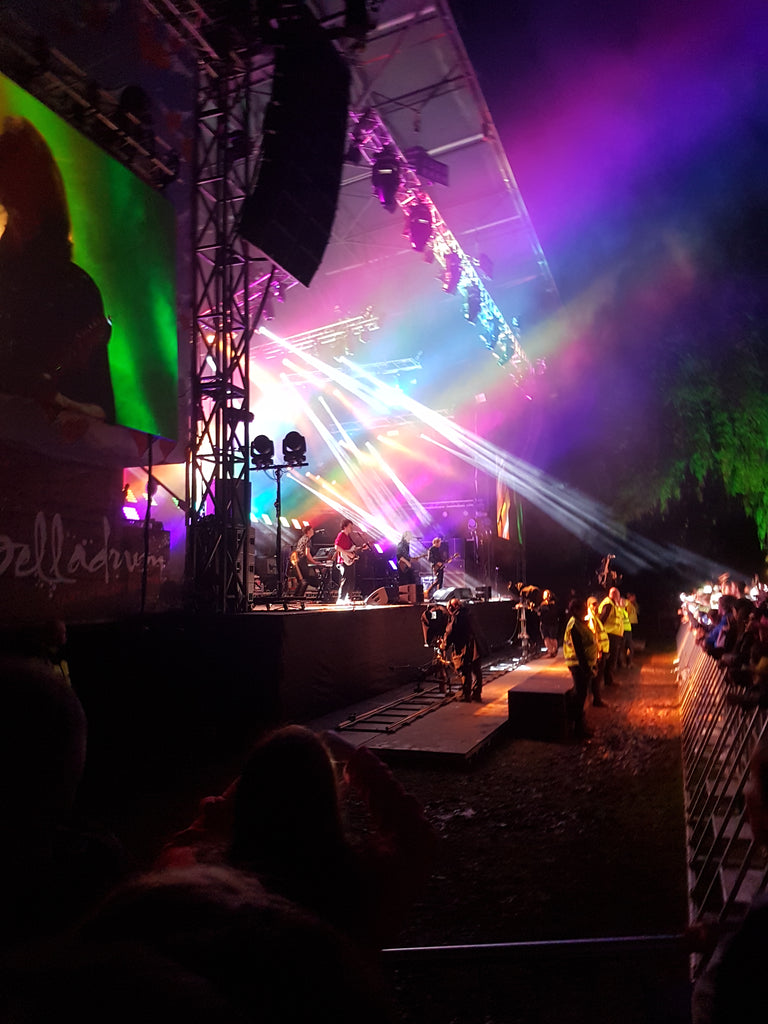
[
  {"xmin": 442, "ymin": 251, "xmax": 462, "ymax": 294},
  {"xmin": 480, "ymin": 317, "xmax": 501, "ymax": 351},
  {"xmin": 464, "ymin": 283, "xmax": 481, "ymax": 324},
  {"xmin": 250, "ymin": 434, "xmax": 275, "ymax": 469},
  {"xmin": 371, "ymin": 145, "xmax": 401, "ymax": 212},
  {"xmin": 282, "ymin": 430, "xmax": 308, "ymax": 467},
  {"xmin": 250, "ymin": 430, "xmax": 309, "ymax": 605},
  {"xmin": 408, "ymin": 201, "xmax": 433, "ymax": 252}
]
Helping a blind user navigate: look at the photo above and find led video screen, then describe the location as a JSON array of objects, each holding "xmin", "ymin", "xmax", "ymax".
[{"xmin": 0, "ymin": 70, "xmax": 177, "ymax": 443}]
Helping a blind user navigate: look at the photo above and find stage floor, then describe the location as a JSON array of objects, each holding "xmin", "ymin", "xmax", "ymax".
[{"xmin": 307, "ymin": 652, "xmax": 574, "ymax": 765}]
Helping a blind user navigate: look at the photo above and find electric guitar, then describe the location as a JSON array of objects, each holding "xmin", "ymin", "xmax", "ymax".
[
  {"xmin": 339, "ymin": 542, "xmax": 369, "ymax": 566},
  {"xmin": 431, "ymin": 552, "xmax": 460, "ymax": 573},
  {"xmin": 398, "ymin": 550, "xmax": 431, "ymax": 573}
]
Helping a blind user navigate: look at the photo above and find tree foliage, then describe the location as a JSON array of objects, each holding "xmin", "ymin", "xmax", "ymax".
[{"xmin": 657, "ymin": 322, "xmax": 768, "ymax": 548}]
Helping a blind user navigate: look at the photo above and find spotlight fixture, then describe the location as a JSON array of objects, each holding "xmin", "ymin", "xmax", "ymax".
[
  {"xmin": 481, "ymin": 318, "xmax": 501, "ymax": 351},
  {"xmin": 116, "ymin": 84, "xmax": 155, "ymax": 154},
  {"xmin": 152, "ymin": 150, "xmax": 181, "ymax": 190},
  {"xmin": 345, "ymin": 139, "xmax": 363, "ymax": 164},
  {"xmin": 442, "ymin": 251, "xmax": 462, "ymax": 294},
  {"xmin": 464, "ymin": 283, "xmax": 481, "ymax": 324},
  {"xmin": 371, "ymin": 145, "xmax": 401, "ymax": 212},
  {"xmin": 408, "ymin": 202, "xmax": 433, "ymax": 252},
  {"xmin": 250, "ymin": 434, "xmax": 275, "ymax": 469},
  {"xmin": 282, "ymin": 430, "xmax": 308, "ymax": 467},
  {"xmin": 224, "ymin": 407, "xmax": 255, "ymax": 426}
]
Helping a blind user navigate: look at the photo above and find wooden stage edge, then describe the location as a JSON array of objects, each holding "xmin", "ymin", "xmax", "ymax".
[
  {"xmin": 64, "ymin": 601, "xmax": 570, "ymax": 772},
  {"xmin": 307, "ymin": 653, "xmax": 576, "ymax": 766}
]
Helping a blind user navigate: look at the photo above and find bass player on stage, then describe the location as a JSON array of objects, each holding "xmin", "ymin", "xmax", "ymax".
[
  {"xmin": 426, "ymin": 536, "xmax": 449, "ymax": 599},
  {"xmin": 334, "ymin": 518, "xmax": 366, "ymax": 604}
]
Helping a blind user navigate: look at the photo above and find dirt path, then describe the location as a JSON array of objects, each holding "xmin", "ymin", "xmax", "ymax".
[
  {"xmin": 375, "ymin": 644, "xmax": 692, "ymax": 1023},
  {"xmin": 388, "ymin": 646, "xmax": 688, "ymax": 945}
]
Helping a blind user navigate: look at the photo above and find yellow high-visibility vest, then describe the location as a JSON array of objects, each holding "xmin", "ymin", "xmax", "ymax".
[
  {"xmin": 598, "ymin": 596, "xmax": 624, "ymax": 637},
  {"xmin": 563, "ymin": 616, "xmax": 598, "ymax": 668},
  {"xmin": 588, "ymin": 609, "xmax": 610, "ymax": 653}
]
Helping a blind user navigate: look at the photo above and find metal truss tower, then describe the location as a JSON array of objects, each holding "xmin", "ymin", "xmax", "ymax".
[
  {"xmin": 172, "ymin": 13, "xmax": 294, "ymax": 614},
  {"xmin": 186, "ymin": 51, "xmax": 258, "ymax": 614}
]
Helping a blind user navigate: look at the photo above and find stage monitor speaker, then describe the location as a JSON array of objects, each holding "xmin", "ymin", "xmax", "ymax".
[
  {"xmin": 431, "ymin": 586, "xmax": 475, "ymax": 603},
  {"xmin": 398, "ymin": 583, "xmax": 424, "ymax": 604},
  {"xmin": 237, "ymin": 11, "xmax": 350, "ymax": 287},
  {"xmin": 364, "ymin": 587, "xmax": 390, "ymax": 606}
]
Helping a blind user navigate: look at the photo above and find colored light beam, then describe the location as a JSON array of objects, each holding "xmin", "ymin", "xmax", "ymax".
[{"xmin": 259, "ymin": 326, "xmax": 737, "ymax": 580}]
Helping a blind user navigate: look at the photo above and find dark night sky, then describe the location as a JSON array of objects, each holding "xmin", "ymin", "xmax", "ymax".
[
  {"xmin": 450, "ymin": 0, "xmax": 768, "ymax": 301},
  {"xmin": 449, "ymin": 0, "xmax": 768, "ymax": 578}
]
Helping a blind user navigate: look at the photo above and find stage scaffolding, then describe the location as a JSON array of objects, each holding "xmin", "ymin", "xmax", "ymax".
[
  {"xmin": 153, "ymin": 5, "xmax": 298, "ymax": 614},
  {"xmin": 3, "ymin": 1, "xmax": 553, "ymax": 616},
  {"xmin": 186, "ymin": 41, "xmax": 266, "ymax": 615}
]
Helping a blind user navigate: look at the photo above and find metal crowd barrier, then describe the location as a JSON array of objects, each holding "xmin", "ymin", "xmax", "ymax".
[
  {"xmin": 676, "ymin": 622, "xmax": 768, "ymax": 930},
  {"xmin": 382, "ymin": 933, "xmax": 691, "ymax": 1023}
]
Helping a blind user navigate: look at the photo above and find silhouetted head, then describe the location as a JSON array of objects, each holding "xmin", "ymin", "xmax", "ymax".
[
  {"xmin": 0, "ymin": 654, "xmax": 86, "ymax": 828},
  {"xmin": 19, "ymin": 864, "xmax": 394, "ymax": 1024},
  {"xmin": 0, "ymin": 116, "xmax": 71, "ymax": 258},
  {"xmin": 229, "ymin": 726, "xmax": 345, "ymax": 870}
]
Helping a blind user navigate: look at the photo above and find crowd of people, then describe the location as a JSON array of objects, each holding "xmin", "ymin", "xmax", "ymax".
[
  {"xmin": 14, "ymin": 574, "xmax": 768, "ymax": 1022},
  {"xmin": 0, "ymin": 639, "xmax": 436, "ymax": 1022},
  {"xmin": 680, "ymin": 577, "xmax": 768, "ymax": 708}
]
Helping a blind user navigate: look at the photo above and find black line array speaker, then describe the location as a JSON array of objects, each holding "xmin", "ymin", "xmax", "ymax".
[{"xmin": 238, "ymin": 10, "xmax": 350, "ymax": 287}]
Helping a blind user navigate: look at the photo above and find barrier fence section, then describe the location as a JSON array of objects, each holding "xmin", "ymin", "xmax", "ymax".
[
  {"xmin": 676, "ymin": 622, "xmax": 768, "ymax": 948},
  {"xmin": 382, "ymin": 933, "xmax": 690, "ymax": 1024}
]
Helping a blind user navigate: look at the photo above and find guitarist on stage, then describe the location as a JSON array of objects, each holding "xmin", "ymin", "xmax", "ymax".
[
  {"xmin": 334, "ymin": 518, "xmax": 367, "ymax": 604},
  {"xmin": 426, "ymin": 536, "xmax": 449, "ymax": 598},
  {"xmin": 396, "ymin": 530, "xmax": 416, "ymax": 585}
]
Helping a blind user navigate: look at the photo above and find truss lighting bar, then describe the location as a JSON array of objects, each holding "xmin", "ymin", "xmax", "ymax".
[
  {"xmin": 258, "ymin": 311, "xmax": 382, "ymax": 360},
  {"xmin": 346, "ymin": 108, "xmax": 531, "ymax": 379},
  {"xmin": 0, "ymin": 8, "xmax": 179, "ymax": 189}
]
